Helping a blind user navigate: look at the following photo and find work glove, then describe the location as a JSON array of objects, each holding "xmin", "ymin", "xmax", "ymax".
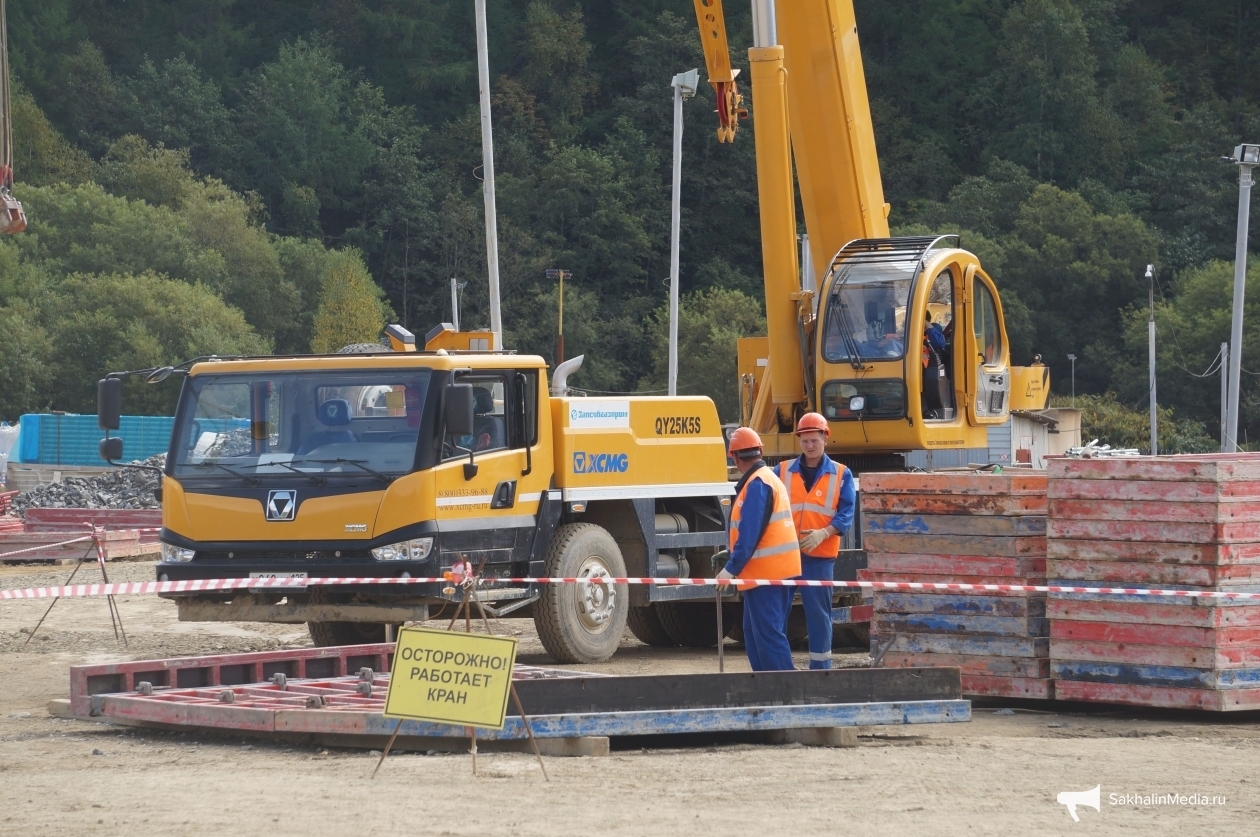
[
  {"xmin": 799, "ymin": 528, "xmax": 829, "ymax": 553},
  {"xmin": 715, "ymin": 568, "xmax": 736, "ymax": 585}
]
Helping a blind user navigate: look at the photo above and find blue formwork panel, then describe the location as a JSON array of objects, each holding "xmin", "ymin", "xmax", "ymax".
[
  {"xmin": 369, "ymin": 700, "xmax": 973, "ymax": 740},
  {"xmin": 1051, "ymin": 661, "xmax": 1260, "ymax": 690},
  {"xmin": 18, "ymin": 414, "xmax": 175, "ymax": 466}
]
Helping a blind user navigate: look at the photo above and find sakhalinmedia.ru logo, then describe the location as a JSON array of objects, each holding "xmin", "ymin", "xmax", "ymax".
[{"xmin": 1109, "ymin": 791, "xmax": 1227, "ymax": 807}]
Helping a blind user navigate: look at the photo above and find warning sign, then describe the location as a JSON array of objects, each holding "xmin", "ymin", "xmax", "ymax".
[{"xmin": 384, "ymin": 627, "xmax": 518, "ymax": 729}]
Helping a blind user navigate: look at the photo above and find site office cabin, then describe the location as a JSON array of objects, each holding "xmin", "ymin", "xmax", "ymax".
[{"xmin": 105, "ymin": 338, "xmax": 732, "ymax": 664}]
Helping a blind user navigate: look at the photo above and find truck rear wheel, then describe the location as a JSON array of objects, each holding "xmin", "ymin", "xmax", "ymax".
[
  {"xmin": 655, "ymin": 600, "xmax": 738, "ymax": 648},
  {"xmin": 308, "ymin": 621, "xmax": 390, "ymax": 647},
  {"xmin": 534, "ymin": 523, "xmax": 629, "ymax": 664},
  {"xmin": 626, "ymin": 604, "xmax": 678, "ymax": 647}
]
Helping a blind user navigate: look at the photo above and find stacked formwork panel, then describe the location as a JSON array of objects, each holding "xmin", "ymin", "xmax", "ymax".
[
  {"xmin": 861, "ymin": 472, "xmax": 1053, "ymax": 699},
  {"xmin": 1047, "ymin": 454, "xmax": 1260, "ymax": 710}
]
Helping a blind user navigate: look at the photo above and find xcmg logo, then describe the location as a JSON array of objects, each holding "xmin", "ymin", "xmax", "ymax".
[{"xmin": 573, "ymin": 452, "xmax": 629, "ymax": 474}]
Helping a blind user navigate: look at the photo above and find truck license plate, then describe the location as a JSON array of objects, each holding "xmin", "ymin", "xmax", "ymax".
[{"xmin": 249, "ymin": 572, "xmax": 309, "ymax": 580}]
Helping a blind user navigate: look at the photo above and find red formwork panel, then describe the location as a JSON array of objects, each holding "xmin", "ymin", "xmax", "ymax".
[
  {"xmin": 867, "ymin": 553, "xmax": 1045, "ymax": 578},
  {"xmin": 1046, "ymin": 539, "xmax": 1260, "ymax": 565},
  {"xmin": 961, "ymin": 674, "xmax": 1054, "ymax": 700},
  {"xmin": 1054, "ymin": 679, "xmax": 1260, "ymax": 711},
  {"xmin": 863, "ymin": 534, "xmax": 1046, "ymax": 558},
  {"xmin": 861, "ymin": 472, "xmax": 1048, "ymax": 496},
  {"xmin": 874, "ymin": 591, "xmax": 1045, "ymax": 618},
  {"xmin": 1048, "ymin": 599, "xmax": 1260, "ymax": 629},
  {"xmin": 874, "ymin": 613, "xmax": 1048, "ymax": 638},
  {"xmin": 860, "ymin": 493, "xmax": 1047, "ymax": 517},
  {"xmin": 1047, "ymin": 560, "xmax": 1260, "ymax": 587},
  {"xmin": 1047, "ymin": 518, "xmax": 1260, "ymax": 544},
  {"xmin": 1051, "ymin": 620, "xmax": 1260, "ymax": 649},
  {"xmin": 1049, "ymin": 478, "xmax": 1260, "ymax": 502},
  {"xmin": 882, "ymin": 652, "xmax": 1050, "ymax": 678},
  {"xmin": 1047, "ymin": 453, "xmax": 1260, "ymax": 483},
  {"xmin": 858, "ymin": 570, "xmax": 1045, "ymax": 590},
  {"xmin": 1050, "ymin": 498, "xmax": 1260, "ymax": 524},
  {"xmin": 1048, "ymin": 639, "xmax": 1260, "ymax": 669},
  {"xmin": 69, "ymin": 644, "xmax": 397, "ymax": 717}
]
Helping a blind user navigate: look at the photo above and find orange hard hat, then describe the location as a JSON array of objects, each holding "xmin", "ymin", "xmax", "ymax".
[
  {"xmin": 795, "ymin": 412, "xmax": 830, "ymax": 437},
  {"xmin": 727, "ymin": 426, "xmax": 763, "ymax": 457}
]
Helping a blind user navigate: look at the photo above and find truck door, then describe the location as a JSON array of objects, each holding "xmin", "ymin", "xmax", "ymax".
[
  {"xmin": 965, "ymin": 266, "xmax": 1011, "ymax": 424},
  {"xmin": 434, "ymin": 370, "xmax": 545, "ymax": 570}
]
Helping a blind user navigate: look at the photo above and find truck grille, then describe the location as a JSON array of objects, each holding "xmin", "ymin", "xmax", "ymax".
[{"xmin": 194, "ymin": 550, "xmax": 375, "ymax": 563}]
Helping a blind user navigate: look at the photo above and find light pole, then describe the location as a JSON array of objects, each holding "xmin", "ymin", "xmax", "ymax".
[
  {"xmin": 474, "ymin": 0, "xmax": 503, "ymax": 349},
  {"xmin": 450, "ymin": 278, "xmax": 467, "ymax": 331},
  {"xmin": 546, "ymin": 269, "xmax": 571, "ymax": 365},
  {"xmin": 1067, "ymin": 354, "xmax": 1076, "ymax": 407},
  {"xmin": 1225, "ymin": 143, "xmax": 1258, "ymax": 453},
  {"xmin": 668, "ymin": 69, "xmax": 699, "ymax": 397},
  {"xmin": 1147, "ymin": 264, "xmax": 1157, "ymax": 456}
]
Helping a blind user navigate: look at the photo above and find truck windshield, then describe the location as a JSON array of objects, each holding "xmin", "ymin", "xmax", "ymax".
[
  {"xmin": 171, "ymin": 370, "xmax": 432, "ymax": 479},
  {"xmin": 821, "ymin": 261, "xmax": 915, "ymax": 363}
]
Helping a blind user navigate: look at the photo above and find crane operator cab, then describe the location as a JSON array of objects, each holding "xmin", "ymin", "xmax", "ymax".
[{"xmin": 816, "ymin": 235, "xmax": 1024, "ymax": 453}]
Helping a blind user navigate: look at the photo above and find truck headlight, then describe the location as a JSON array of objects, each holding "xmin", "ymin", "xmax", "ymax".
[
  {"xmin": 160, "ymin": 542, "xmax": 196, "ymax": 563},
  {"xmin": 371, "ymin": 537, "xmax": 434, "ymax": 562}
]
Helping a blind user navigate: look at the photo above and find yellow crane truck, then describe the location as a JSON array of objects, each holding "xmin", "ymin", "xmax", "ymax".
[{"xmin": 97, "ymin": 325, "xmax": 736, "ymax": 663}]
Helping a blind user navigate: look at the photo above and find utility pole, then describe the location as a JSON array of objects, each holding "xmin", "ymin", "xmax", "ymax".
[
  {"xmin": 1147, "ymin": 264, "xmax": 1157, "ymax": 456},
  {"xmin": 474, "ymin": 0, "xmax": 503, "ymax": 349},
  {"xmin": 546, "ymin": 269, "xmax": 570, "ymax": 365},
  {"xmin": 1222, "ymin": 342, "xmax": 1230, "ymax": 452},
  {"xmin": 1067, "ymin": 354, "xmax": 1076, "ymax": 408},
  {"xmin": 1225, "ymin": 143, "xmax": 1258, "ymax": 452},
  {"xmin": 668, "ymin": 69, "xmax": 699, "ymax": 397}
]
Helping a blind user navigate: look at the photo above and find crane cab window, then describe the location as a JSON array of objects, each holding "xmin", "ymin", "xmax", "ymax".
[
  {"xmin": 973, "ymin": 281, "xmax": 1003, "ymax": 366},
  {"xmin": 445, "ymin": 376, "xmax": 507, "ymax": 457},
  {"xmin": 822, "ymin": 266, "xmax": 913, "ymax": 363}
]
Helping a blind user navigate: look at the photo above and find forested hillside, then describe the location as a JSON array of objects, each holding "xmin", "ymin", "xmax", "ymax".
[{"xmin": 1, "ymin": 1, "xmax": 1258, "ymax": 446}]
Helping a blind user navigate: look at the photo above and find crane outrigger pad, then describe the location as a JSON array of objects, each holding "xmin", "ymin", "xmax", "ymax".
[{"xmin": 64, "ymin": 644, "xmax": 968, "ymax": 745}]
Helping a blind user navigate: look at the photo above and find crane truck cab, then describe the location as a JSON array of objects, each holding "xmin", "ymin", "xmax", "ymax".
[{"xmin": 96, "ymin": 325, "xmax": 733, "ymax": 664}]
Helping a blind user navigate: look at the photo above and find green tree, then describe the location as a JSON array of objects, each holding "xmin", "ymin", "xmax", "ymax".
[
  {"xmin": 310, "ymin": 250, "xmax": 391, "ymax": 353},
  {"xmin": 639, "ymin": 287, "xmax": 766, "ymax": 423},
  {"xmin": 8, "ymin": 85, "xmax": 92, "ymax": 187}
]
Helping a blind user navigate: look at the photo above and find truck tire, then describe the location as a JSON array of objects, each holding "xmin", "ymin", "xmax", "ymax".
[
  {"xmin": 655, "ymin": 600, "xmax": 738, "ymax": 648},
  {"xmin": 834, "ymin": 622, "xmax": 871, "ymax": 648},
  {"xmin": 308, "ymin": 621, "xmax": 389, "ymax": 646},
  {"xmin": 534, "ymin": 523, "xmax": 629, "ymax": 664},
  {"xmin": 626, "ymin": 604, "xmax": 678, "ymax": 647}
]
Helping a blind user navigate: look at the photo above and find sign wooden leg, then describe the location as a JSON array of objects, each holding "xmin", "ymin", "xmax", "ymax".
[{"xmin": 371, "ymin": 718, "xmax": 405, "ymax": 779}]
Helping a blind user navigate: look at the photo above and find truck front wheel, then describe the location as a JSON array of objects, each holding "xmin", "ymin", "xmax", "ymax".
[{"xmin": 534, "ymin": 523, "xmax": 629, "ymax": 664}]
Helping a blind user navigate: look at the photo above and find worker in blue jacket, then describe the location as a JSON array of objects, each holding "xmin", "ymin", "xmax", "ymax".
[{"xmin": 777, "ymin": 413, "xmax": 857, "ymax": 669}]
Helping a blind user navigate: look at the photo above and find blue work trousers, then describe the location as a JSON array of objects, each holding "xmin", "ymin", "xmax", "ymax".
[
  {"xmin": 743, "ymin": 584, "xmax": 795, "ymax": 671},
  {"xmin": 799, "ymin": 555, "xmax": 836, "ymax": 669}
]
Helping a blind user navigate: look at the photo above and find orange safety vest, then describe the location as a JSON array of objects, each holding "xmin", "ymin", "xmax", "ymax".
[
  {"xmin": 729, "ymin": 466, "xmax": 802, "ymax": 586},
  {"xmin": 779, "ymin": 458, "xmax": 845, "ymax": 559}
]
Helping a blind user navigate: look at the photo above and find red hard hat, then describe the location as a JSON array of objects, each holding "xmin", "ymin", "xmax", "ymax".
[
  {"xmin": 727, "ymin": 426, "xmax": 763, "ymax": 457},
  {"xmin": 795, "ymin": 412, "xmax": 830, "ymax": 437}
]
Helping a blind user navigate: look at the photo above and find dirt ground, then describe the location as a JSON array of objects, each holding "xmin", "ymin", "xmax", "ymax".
[{"xmin": 2, "ymin": 560, "xmax": 1259, "ymax": 836}]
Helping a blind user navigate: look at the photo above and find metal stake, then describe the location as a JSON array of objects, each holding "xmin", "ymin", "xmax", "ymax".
[
  {"xmin": 372, "ymin": 718, "xmax": 405, "ymax": 779},
  {"xmin": 715, "ymin": 584, "xmax": 725, "ymax": 673}
]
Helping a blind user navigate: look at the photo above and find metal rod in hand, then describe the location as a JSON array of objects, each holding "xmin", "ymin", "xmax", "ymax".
[
  {"xmin": 372, "ymin": 718, "xmax": 405, "ymax": 779},
  {"xmin": 715, "ymin": 582, "xmax": 725, "ymax": 673}
]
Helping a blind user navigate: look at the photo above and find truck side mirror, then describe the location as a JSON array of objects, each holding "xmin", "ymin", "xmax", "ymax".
[
  {"xmin": 98, "ymin": 378, "xmax": 122, "ymax": 430},
  {"xmin": 100, "ymin": 437, "xmax": 124, "ymax": 462},
  {"xmin": 444, "ymin": 384, "xmax": 476, "ymax": 437}
]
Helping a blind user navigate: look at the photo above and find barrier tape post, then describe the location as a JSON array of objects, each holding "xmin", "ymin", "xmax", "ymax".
[
  {"xmin": 93, "ymin": 527, "xmax": 129, "ymax": 648},
  {"xmin": 22, "ymin": 535, "xmax": 99, "ymax": 646}
]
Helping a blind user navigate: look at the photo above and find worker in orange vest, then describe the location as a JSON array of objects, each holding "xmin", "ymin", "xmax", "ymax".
[
  {"xmin": 777, "ymin": 413, "xmax": 856, "ymax": 669},
  {"xmin": 717, "ymin": 427, "xmax": 802, "ymax": 671}
]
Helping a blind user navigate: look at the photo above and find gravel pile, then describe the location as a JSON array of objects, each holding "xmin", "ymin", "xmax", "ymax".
[{"xmin": 11, "ymin": 455, "xmax": 166, "ymax": 514}]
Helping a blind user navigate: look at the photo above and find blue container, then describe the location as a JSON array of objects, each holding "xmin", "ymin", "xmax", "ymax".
[{"xmin": 17, "ymin": 414, "xmax": 175, "ymax": 466}]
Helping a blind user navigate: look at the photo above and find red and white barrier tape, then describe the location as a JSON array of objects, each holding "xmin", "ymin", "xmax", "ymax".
[
  {"xmin": 0, "ymin": 535, "xmax": 95, "ymax": 560},
  {"xmin": 3, "ymin": 575, "xmax": 1260, "ymax": 601}
]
